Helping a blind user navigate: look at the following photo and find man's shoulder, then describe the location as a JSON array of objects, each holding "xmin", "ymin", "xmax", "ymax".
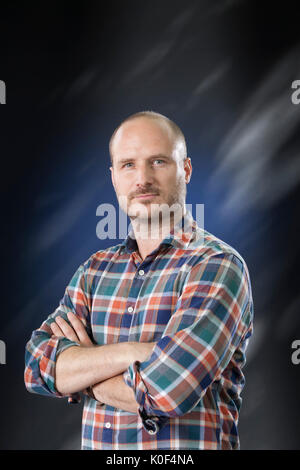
[
  {"xmin": 189, "ymin": 226, "xmax": 249, "ymax": 272},
  {"xmin": 188, "ymin": 228, "xmax": 253, "ymax": 306}
]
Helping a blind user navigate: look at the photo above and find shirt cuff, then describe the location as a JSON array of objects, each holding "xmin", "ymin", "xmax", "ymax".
[
  {"xmin": 57, "ymin": 337, "xmax": 82, "ymax": 403},
  {"xmin": 40, "ymin": 336, "xmax": 81, "ymax": 402},
  {"xmin": 67, "ymin": 394, "xmax": 81, "ymax": 404},
  {"xmin": 123, "ymin": 362, "xmax": 168, "ymax": 435}
]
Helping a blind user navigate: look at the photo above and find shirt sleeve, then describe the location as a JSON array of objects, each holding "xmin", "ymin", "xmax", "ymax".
[
  {"xmin": 123, "ymin": 253, "xmax": 253, "ymax": 432},
  {"xmin": 24, "ymin": 264, "xmax": 92, "ymax": 404}
]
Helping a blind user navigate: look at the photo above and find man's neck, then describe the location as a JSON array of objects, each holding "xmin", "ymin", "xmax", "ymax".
[
  {"xmin": 134, "ymin": 230, "xmax": 169, "ymax": 261},
  {"xmin": 131, "ymin": 210, "xmax": 185, "ymax": 261}
]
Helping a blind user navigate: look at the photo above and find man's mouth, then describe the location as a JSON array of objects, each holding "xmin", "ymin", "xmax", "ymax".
[{"xmin": 134, "ymin": 193, "xmax": 158, "ymax": 199}]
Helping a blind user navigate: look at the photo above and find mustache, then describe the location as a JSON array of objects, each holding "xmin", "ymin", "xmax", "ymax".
[{"xmin": 130, "ymin": 189, "xmax": 159, "ymax": 198}]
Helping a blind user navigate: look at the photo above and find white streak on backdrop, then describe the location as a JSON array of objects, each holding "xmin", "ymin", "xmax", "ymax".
[{"xmin": 206, "ymin": 45, "xmax": 300, "ymax": 216}]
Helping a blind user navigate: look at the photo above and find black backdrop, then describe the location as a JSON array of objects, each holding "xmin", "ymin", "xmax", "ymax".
[{"xmin": 0, "ymin": 0, "xmax": 300, "ymax": 450}]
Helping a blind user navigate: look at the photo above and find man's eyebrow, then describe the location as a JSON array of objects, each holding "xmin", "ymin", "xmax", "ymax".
[{"xmin": 117, "ymin": 154, "xmax": 171, "ymax": 165}]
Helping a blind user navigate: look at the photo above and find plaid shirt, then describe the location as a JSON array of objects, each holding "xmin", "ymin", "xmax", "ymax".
[{"xmin": 24, "ymin": 210, "xmax": 254, "ymax": 450}]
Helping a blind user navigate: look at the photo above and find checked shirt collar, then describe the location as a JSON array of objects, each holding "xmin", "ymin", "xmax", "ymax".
[{"xmin": 119, "ymin": 209, "xmax": 198, "ymax": 256}]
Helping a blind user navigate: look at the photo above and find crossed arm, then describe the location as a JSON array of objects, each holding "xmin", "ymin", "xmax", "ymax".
[
  {"xmin": 50, "ymin": 312, "xmax": 155, "ymax": 413},
  {"xmin": 26, "ymin": 253, "xmax": 252, "ymax": 422}
]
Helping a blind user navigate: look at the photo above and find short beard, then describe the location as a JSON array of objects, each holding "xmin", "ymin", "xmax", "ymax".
[{"xmin": 128, "ymin": 176, "xmax": 187, "ymax": 240}]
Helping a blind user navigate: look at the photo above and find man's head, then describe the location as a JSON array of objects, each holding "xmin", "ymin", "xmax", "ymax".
[{"xmin": 109, "ymin": 111, "xmax": 192, "ymax": 225}]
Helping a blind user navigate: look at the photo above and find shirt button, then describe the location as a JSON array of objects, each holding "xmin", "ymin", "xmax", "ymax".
[
  {"xmin": 127, "ymin": 306, "xmax": 134, "ymax": 313},
  {"xmin": 139, "ymin": 269, "xmax": 145, "ymax": 276},
  {"xmin": 105, "ymin": 422, "xmax": 111, "ymax": 429}
]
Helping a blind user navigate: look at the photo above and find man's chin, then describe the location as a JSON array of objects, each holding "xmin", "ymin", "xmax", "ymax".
[{"xmin": 128, "ymin": 201, "xmax": 156, "ymax": 219}]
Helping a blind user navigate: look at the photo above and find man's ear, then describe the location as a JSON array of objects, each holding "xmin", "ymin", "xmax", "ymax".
[{"xmin": 184, "ymin": 157, "xmax": 192, "ymax": 184}]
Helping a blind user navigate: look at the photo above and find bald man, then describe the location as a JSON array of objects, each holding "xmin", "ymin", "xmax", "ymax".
[{"xmin": 25, "ymin": 111, "xmax": 254, "ymax": 450}]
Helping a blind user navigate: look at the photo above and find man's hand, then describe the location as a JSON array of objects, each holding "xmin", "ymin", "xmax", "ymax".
[
  {"xmin": 91, "ymin": 374, "xmax": 139, "ymax": 413},
  {"xmin": 50, "ymin": 312, "xmax": 93, "ymax": 347}
]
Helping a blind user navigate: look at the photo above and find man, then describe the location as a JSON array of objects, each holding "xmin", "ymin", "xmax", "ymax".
[{"xmin": 24, "ymin": 111, "xmax": 254, "ymax": 450}]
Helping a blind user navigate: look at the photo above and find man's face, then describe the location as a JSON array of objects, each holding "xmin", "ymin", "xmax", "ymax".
[{"xmin": 110, "ymin": 117, "xmax": 192, "ymax": 225}]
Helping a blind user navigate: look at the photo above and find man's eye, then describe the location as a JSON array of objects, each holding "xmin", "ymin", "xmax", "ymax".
[
  {"xmin": 154, "ymin": 159, "xmax": 165, "ymax": 165},
  {"xmin": 123, "ymin": 163, "xmax": 133, "ymax": 168}
]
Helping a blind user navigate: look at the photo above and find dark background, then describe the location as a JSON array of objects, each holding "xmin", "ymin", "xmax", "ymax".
[{"xmin": 0, "ymin": 0, "xmax": 300, "ymax": 449}]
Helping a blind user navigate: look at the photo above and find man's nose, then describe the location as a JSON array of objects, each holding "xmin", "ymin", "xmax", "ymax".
[{"xmin": 135, "ymin": 163, "xmax": 155, "ymax": 186}]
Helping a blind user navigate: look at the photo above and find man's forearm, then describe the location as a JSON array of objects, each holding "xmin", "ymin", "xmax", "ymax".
[
  {"xmin": 92, "ymin": 374, "xmax": 139, "ymax": 414},
  {"xmin": 55, "ymin": 342, "xmax": 155, "ymax": 395}
]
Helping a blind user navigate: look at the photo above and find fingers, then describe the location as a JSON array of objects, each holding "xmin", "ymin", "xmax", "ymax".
[
  {"xmin": 50, "ymin": 322, "xmax": 64, "ymax": 337},
  {"xmin": 51, "ymin": 316, "xmax": 80, "ymax": 343},
  {"xmin": 67, "ymin": 312, "xmax": 93, "ymax": 346},
  {"xmin": 49, "ymin": 313, "xmax": 93, "ymax": 347}
]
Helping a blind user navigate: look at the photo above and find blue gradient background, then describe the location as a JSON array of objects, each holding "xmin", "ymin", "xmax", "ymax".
[{"xmin": 0, "ymin": 0, "xmax": 300, "ymax": 449}]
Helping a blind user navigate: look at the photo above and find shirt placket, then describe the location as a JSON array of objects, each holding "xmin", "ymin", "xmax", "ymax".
[{"xmin": 118, "ymin": 251, "xmax": 150, "ymax": 343}]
